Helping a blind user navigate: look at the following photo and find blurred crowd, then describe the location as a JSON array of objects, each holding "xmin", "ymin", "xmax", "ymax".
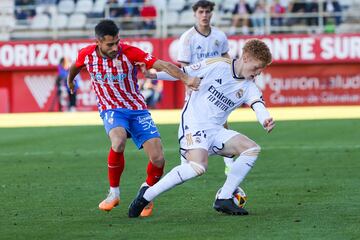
[
  {"xmin": 228, "ymin": 0, "xmax": 342, "ymax": 35},
  {"xmin": 14, "ymin": 0, "xmax": 157, "ymax": 30},
  {"xmin": 13, "ymin": 0, "xmax": 343, "ymax": 34}
]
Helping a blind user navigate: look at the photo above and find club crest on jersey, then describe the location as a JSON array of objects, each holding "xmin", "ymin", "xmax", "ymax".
[
  {"xmin": 108, "ymin": 117, "xmax": 114, "ymax": 125},
  {"xmin": 214, "ymin": 40, "xmax": 220, "ymax": 47},
  {"xmin": 144, "ymin": 54, "xmax": 153, "ymax": 61},
  {"xmin": 114, "ymin": 59, "xmax": 123, "ymax": 68},
  {"xmin": 195, "ymin": 137, "xmax": 201, "ymax": 144},
  {"xmin": 190, "ymin": 62, "xmax": 201, "ymax": 70},
  {"xmin": 236, "ymin": 89, "xmax": 244, "ymax": 98}
]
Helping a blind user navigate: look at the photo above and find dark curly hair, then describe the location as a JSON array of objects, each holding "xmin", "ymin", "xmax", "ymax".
[
  {"xmin": 192, "ymin": 0, "xmax": 215, "ymax": 12},
  {"xmin": 95, "ymin": 19, "xmax": 119, "ymax": 39}
]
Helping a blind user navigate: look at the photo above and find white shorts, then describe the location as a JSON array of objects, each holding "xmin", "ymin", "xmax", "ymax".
[{"xmin": 178, "ymin": 125, "xmax": 239, "ymax": 158}]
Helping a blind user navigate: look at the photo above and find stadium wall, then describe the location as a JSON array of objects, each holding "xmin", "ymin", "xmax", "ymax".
[{"xmin": 0, "ymin": 33, "xmax": 359, "ymax": 113}]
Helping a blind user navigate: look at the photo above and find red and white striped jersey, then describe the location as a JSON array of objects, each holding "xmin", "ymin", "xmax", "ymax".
[{"xmin": 75, "ymin": 43, "xmax": 157, "ymax": 111}]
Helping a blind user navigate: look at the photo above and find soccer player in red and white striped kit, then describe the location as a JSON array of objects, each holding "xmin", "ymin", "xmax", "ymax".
[{"xmin": 67, "ymin": 19, "xmax": 200, "ymax": 217}]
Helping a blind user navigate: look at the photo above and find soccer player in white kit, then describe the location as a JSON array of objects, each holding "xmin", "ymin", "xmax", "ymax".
[
  {"xmin": 129, "ymin": 39, "xmax": 275, "ymax": 217},
  {"xmin": 177, "ymin": 0, "xmax": 234, "ymax": 173}
]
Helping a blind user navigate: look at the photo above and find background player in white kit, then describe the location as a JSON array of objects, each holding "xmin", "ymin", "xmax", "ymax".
[
  {"xmin": 129, "ymin": 39, "xmax": 275, "ymax": 217},
  {"xmin": 177, "ymin": 0, "xmax": 234, "ymax": 173}
]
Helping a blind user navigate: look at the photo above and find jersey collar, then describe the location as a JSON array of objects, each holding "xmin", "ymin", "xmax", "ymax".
[
  {"xmin": 232, "ymin": 59, "xmax": 245, "ymax": 80},
  {"xmin": 194, "ymin": 25, "xmax": 211, "ymax": 37}
]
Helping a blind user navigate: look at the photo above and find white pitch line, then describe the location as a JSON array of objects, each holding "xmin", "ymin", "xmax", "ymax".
[
  {"xmin": 0, "ymin": 145, "xmax": 359, "ymax": 157},
  {"xmin": 0, "ymin": 106, "xmax": 359, "ymax": 128}
]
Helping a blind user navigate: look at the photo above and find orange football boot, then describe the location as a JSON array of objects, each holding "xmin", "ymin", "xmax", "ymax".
[
  {"xmin": 140, "ymin": 201, "xmax": 154, "ymax": 217},
  {"xmin": 98, "ymin": 192, "xmax": 120, "ymax": 211}
]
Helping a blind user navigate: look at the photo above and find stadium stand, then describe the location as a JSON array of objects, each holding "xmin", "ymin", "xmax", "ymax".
[
  {"xmin": 30, "ymin": 13, "xmax": 50, "ymax": 29},
  {"xmin": 0, "ymin": 0, "xmax": 16, "ymax": 40},
  {"xmin": 0, "ymin": 0, "xmax": 359, "ymax": 40}
]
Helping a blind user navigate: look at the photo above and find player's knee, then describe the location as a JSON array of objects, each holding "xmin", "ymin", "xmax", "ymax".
[
  {"xmin": 148, "ymin": 147, "xmax": 165, "ymax": 167},
  {"xmin": 241, "ymin": 145, "xmax": 261, "ymax": 157},
  {"xmin": 111, "ymin": 137, "xmax": 126, "ymax": 152},
  {"xmin": 149, "ymin": 151, "xmax": 165, "ymax": 167},
  {"xmin": 189, "ymin": 161, "xmax": 206, "ymax": 176}
]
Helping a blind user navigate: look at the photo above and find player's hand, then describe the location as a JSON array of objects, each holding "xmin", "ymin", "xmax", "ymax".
[
  {"xmin": 135, "ymin": 62, "xmax": 156, "ymax": 79},
  {"xmin": 263, "ymin": 118, "xmax": 275, "ymax": 133},
  {"xmin": 135, "ymin": 62, "xmax": 147, "ymax": 73},
  {"xmin": 185, "ymin": 76, "xmax": 201, "ymax": 91},
  {"xmin": 67, "ymin": 79, "xmax": 75, "ymax": 94}
]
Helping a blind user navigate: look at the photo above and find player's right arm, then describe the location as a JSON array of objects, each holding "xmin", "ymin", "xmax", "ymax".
[
  {"xmin": 67, "ymin": 47, "xmax": 87, "ymax": 94},
  {"xmin": 67, "ymin": 64, "xmax": 82, "ymax": 94}
]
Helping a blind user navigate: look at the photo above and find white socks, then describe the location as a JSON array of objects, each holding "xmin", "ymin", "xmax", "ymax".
[
  {"xmin": 223, "ymin": 156, "xmax": 234, "ymax": 168},
  {"xmin": 110, "ymin": 187, "xmax": 120, "ymax": 197},
  {"xmin": 143, "ymin": 162, "xmax": 205, "ymax": 201},
  {"xmin": 217, "ymin": 147, "xmax": 260, "ymax": 199}
]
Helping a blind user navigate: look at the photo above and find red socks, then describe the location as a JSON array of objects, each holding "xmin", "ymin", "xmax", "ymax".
[
  {"xmin": 107, "ymin": 148, "xmax": 163, "ymax": 187},
  {"xmin": 146, "ymin": 161, "xmax": 164, "ymax": 186},
  {"xmin": 108, "ymin": 148, "xmax": 125, "ymax": 187}
]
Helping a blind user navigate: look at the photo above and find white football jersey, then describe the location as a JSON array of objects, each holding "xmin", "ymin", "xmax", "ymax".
[
  {"xmin": 177, "ymin": 26, "xmax": 229, "ymax": 64},
  {"xmin": 180, "ymin": 58, "xmax": 264, "ymax": 130}
]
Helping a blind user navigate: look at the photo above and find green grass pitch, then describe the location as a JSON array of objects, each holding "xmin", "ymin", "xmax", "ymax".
[{"xmin": 0, "ymin": 119, "xmax": 359, "ymax": 240}]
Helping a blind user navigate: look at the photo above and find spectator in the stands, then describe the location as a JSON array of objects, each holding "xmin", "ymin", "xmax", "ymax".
[
  {"xmin": 323, "ymin": 0, "xmax": 342, "ymax": 26},
  {"xmin": 15, "ymin": 0, "xmax": 36, "ymax": 21},
  {"xmin": 251, "ymin": 0, "xmax": 266, "ymax": 35},
  {"xmin": 35, "ymin": 0, "xmax": 57, "ymax": 16},
  {"xmin": 229, "ymin": 0, "xmax": 252, "ymax": 35},
  {"xmin": 287, "ymin": 0, "xmax": 306, "ymax": 25},
  {"xmin": 120, "ymin": 0, "xmax": 144, "ymax": 30},
  {"xmin": 140, "ymin": 0, "xmax": 157, "ymax": 30},
  {"xmin": 305, "ymin": 0, "xmax": 319, "ymax": 26},
  {"xmin": 270, "ymin": 0, "xmax": 286, "ymax": 28},
  {"xmin": 107, "ymin": 0, "xmax": 123, "ymax": 18},
  {"xmin": 122, "ymin": 0, "xmax": 143, "ymax": 18}
]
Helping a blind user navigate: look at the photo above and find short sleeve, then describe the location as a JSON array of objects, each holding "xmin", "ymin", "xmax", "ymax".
[
  {"xmin": 183, "ymin": 60, "xmax": 208, "ymax": 77},
  {"xmin": 177, "ymin": 33, "xmax": 191, "ymax": 64},
  {"xmin": 245, "ymin": 82, "xmax": 264, "ymax": 107},
  {"xmin": 75, "ymin": 48, "xmax": 87, "ymax": 68},
  {"xmin": 122, "ymin": 44, "xmax": 157, "ymax": 69}
]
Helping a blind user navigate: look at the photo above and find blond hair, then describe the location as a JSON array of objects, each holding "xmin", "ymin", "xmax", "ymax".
[{"xmin": 243, "ymin": 39, "xmax": 272, "ymax": 66}]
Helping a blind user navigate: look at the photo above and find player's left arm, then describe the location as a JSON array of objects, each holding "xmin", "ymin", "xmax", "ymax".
[
  {"xmin": 135, "ymin": 62, "xmax": 178, "ymax": 81},
  {"xmin": 247, "ymin": 83, "xmax": 275, "ymax": 133},
  {"xmin": 152, "ymin": 60, "xmax": 200, "ymax": 91},
  {"xmin": 251, "ymin": 101, "xmax": 275, "ymax": 133},
  {"xmin": 129, "ymin": 45, "xmax": 199, "ymax": 89}
]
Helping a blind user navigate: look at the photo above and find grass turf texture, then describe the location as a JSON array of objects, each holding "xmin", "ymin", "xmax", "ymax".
[{"xmin": 0, "ymin": 119, "xmax": 359, "ymax": 240}]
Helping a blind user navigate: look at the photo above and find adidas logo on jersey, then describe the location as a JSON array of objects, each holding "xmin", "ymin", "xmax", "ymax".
[{"xmin": 215, "ymin": 78, "xmax": 222, "ymax": 84}]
